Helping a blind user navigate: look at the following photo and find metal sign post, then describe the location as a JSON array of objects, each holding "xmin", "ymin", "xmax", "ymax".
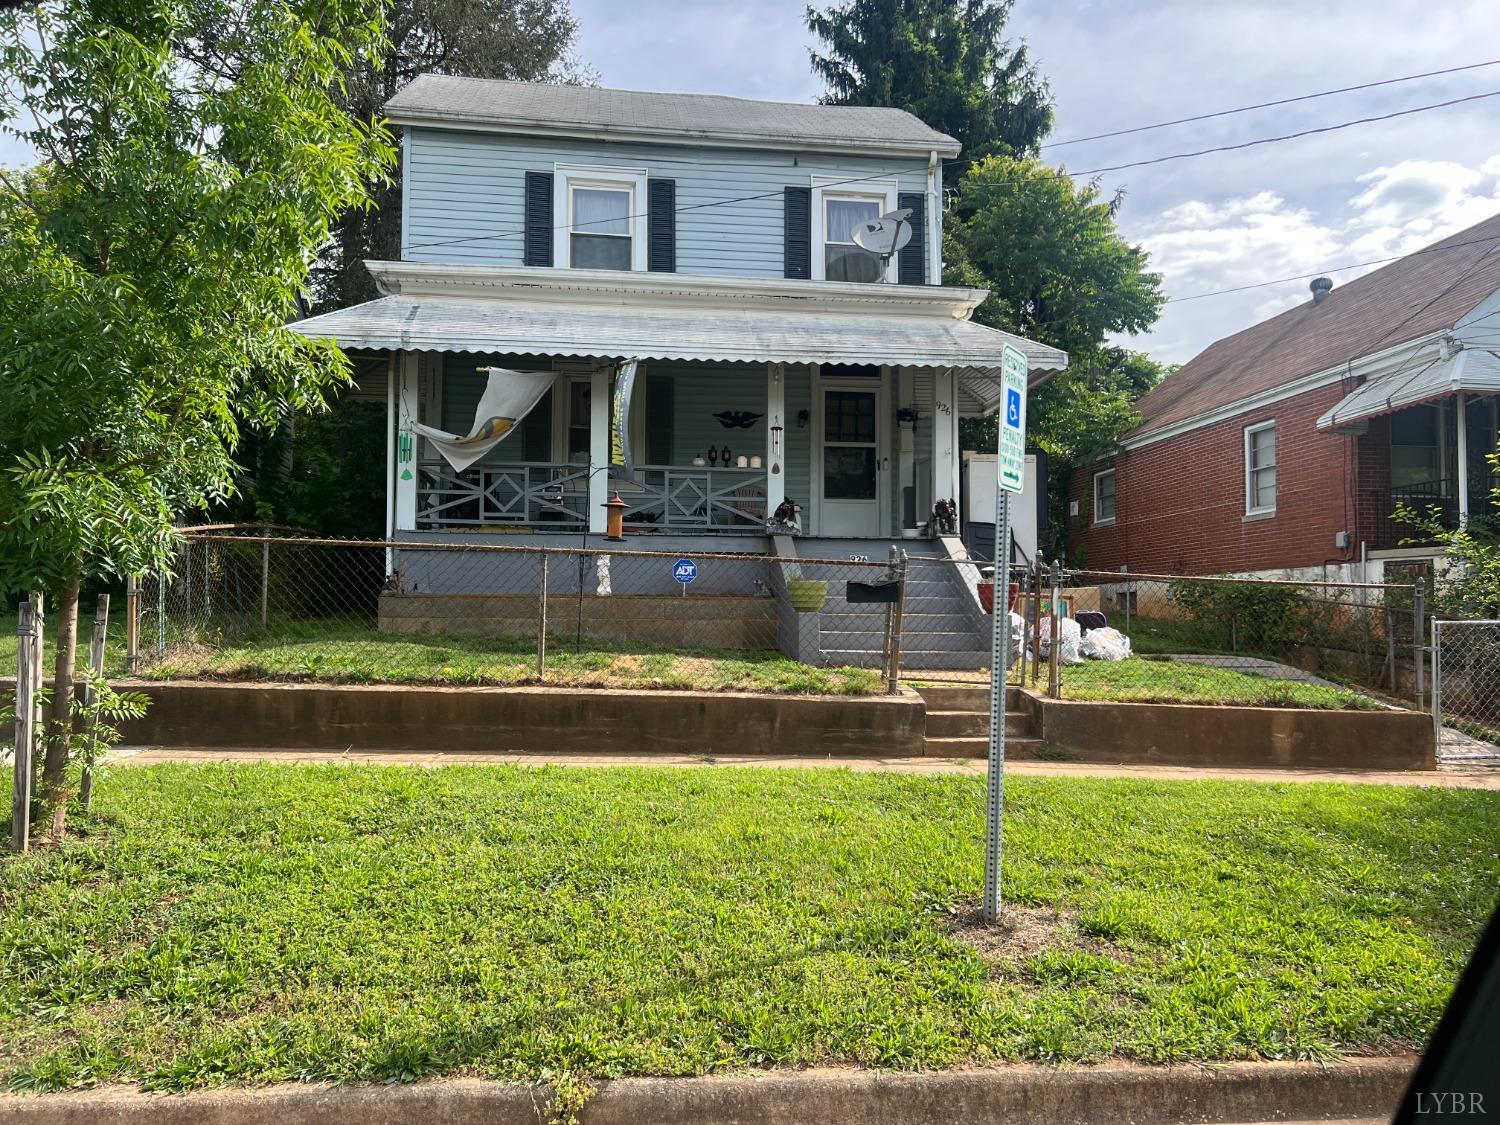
[{"xmin": 985, "ymin": 344, "xmax": 1029, "ymax": 925}]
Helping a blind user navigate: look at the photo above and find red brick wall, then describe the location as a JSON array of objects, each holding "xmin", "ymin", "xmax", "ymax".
[{"xmin": 1068, "ymin": 381, "xmax": 1372, "ymax": 574}]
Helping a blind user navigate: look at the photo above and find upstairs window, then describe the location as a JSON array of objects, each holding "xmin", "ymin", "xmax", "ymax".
[
  {"xmin": 554, "ymin": 165, "xmax": 647, "ymax": 271},
  {"xmin": 1244, "ymin": 420, "xmax": 1277, "ymax": 515},
  {"xmin": 570, "ymin": 186, "xmax": 632, "ymax": 270},
  {"xmin": 824, "ymin": 197, "xmax": 884, "ymax": 283},
  {"xmin": 1093, "ymin": 469, "xmax": 1116, "ymax": 525},
  {"xmin": 811, "ymin": 176, "xmax": 897, "ymax": 283}
]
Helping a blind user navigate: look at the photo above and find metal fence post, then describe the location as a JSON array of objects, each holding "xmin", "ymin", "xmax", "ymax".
[
  {"xmin": 537, "ymin": 551, "xmax": 549, "ymax": 680},
  {"xmin": 1048, "ymin": 559, "xmax": 1062, "ymax": 699},
  {"xmin": 125, "ymin": 576, "xmax": 139, "ymax": 674},
  {"xmin": 1122, "ymin": 564, "xmax": 1132, "ymax": 636},
  {"xmin": 78, "ymin": 594, "xmax": 109, "ymax": 813},
  {"xmin": 886, "ymin": 549, "xmax": 908, "ymax": 694},
  {"xmin": 156, "ymin": 564, "xmax": 166, "ymax": 659},
  {"xmin": 1431, "ymin": 619, "xmax": 1442, "ymax": 748},
  {"xmin": 260, "ymin": 540, "xmax": 270, "ymax": 630},
  {"xmin": 10, "ymin": 599, "xmax": 38, "ymax": 853},
  {"xmin": 1413, "ymin": 580, "xmax": 1426, "ymax": 709}
]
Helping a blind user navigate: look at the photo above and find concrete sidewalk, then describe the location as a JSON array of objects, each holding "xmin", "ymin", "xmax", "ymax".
[{"xmin": 113, "ymin": 745, "xmax": 1500, "ymax": 788}]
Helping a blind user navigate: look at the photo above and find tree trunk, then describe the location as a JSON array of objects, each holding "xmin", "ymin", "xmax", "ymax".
[{"xmin": 40, "ymin": 576, "xmax": 81, "ymax": 843}]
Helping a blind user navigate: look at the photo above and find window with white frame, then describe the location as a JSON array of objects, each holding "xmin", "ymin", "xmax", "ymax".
[
  {"xmin": 1244, "ymin": 420, "xmax": 1277, "ymax": 514},
  {"xmin": 812, "ymin": 176, "xmax": 897, "ymax": 283},
  {"xmin": 554, "ymin": 166, "xmax": 647, "ymax": 271},
  {"xmin": 1093, "ymin": 469, "xmax": 1116, "ymax": 524}
]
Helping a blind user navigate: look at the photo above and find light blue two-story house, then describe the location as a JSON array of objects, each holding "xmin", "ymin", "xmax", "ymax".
[{"xmin": 295, "ymin": 77, "xmax": 1067, "ymax": 666}]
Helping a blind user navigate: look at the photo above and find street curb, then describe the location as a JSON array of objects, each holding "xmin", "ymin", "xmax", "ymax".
[{"xmin": 0, "ymin": 1057, "xmax": 1416, "ymax": 1125}]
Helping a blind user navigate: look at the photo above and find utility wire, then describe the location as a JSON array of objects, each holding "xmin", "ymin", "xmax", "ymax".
[
  {"xmin": 1043, "ymin": 58, "xmax": 1500, "ymax": 148},
  {"xmin": 403, "ymin": 86, "xmax": 1500, "ymax": 252}
]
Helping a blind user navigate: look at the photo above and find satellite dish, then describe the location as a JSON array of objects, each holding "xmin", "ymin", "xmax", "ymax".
[{"xmin": 851, "ymin": 208, "xmax": 914, "ymax": 259}]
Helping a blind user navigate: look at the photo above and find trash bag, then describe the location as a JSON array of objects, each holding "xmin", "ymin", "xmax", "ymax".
[
  {"xmin": 1079, "ymin": 626, "xmax": 1132, "ymax": 661},
  {"xmin": 1038, "ymin": 615, "xmax": 1084, "ymax": 665}
]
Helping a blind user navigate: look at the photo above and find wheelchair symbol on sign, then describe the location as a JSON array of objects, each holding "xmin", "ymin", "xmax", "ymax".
[{"xmin": 1006, "ymin": 388, "xmax": 1022, "ymax": 428}]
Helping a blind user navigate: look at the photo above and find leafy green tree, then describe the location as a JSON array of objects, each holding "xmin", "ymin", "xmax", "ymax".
[
  {"xmin": 0, "ymin": 0, "xmax": 395, "ymax": 840},
  {"xmin": 317, "ymin": 0, "xmax": 583, "ymax": 310},
  {"xmin": 806, "ymin": 0, "xmax": 1052, "ymax": 172}
]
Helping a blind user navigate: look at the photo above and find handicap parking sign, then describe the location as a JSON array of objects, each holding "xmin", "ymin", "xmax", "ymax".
[
  {"xmin": 672, "ymin": 558, "xmax": 698, "ymax": 584},
  {"xmin": 1006, "ymin": 387, "xmax": 1022, "ymax": 427}
]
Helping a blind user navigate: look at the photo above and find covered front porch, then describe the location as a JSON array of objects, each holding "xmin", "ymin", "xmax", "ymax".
[{"xmin": 296, "ymin": 262, "xmax": 1069, "ymax": 544}]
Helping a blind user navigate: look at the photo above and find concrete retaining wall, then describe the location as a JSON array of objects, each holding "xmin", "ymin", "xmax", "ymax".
[
  {"xmin": 105, "ymin": 681, "xmax": 925, "ymax": 758},
  {"xmin": 1018, "ymin": 690, "xmax": 1435, "ymax": 770},
  {"xmin": 379, "ymin": 592, "xmax": 779, "ymax": 650}
]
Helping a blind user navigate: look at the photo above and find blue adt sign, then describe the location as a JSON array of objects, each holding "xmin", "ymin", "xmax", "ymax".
[{"xmin": 672, "ymin": 558, "xmax": 698, "ymax": 585}]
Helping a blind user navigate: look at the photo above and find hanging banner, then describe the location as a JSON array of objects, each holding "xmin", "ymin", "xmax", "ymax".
[
  {"xmin": 411, "ymin": 367, "xmax": 555, "ymax": 473},
  {"xmin": 609, "ymin": 358, "xmax": 640, "ymax": 480}
]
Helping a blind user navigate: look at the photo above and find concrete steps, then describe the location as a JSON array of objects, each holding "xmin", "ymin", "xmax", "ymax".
[{"xmin": 916, "ymin": 684, "xmax": 1038, "ymax": 758}]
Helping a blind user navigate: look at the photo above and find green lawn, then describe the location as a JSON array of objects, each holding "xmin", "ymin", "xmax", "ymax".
[
  {"xmin": 3, "ymin": 765, "xmax": 1495, "ymax": 1091},
  {"xmin": 146, "ymin": 624, "xmax": 883, "ymax": 695},
  {"xmin": 0, "ymin": 615, "xmax": 881, "ymax": 696},
  {"xmin": 1060, "ymin": 658, "xmax": 1383, "ymax": 710}
]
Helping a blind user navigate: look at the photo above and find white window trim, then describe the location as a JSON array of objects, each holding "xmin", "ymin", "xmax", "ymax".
[
  {"xmin": 811, "ymin": 174, "xmax": 899, "ymax": 283},
  {"xmin": 1092, "ymin": 468, "xmax": 1116, "ymax": 526},
  {"xmin": 552, "ymin": 163, "xmax": 648, "ymax": 272},
  {"xmin": 1244, "ymin": 420, "xmax": 1277, "ymax": 516}
]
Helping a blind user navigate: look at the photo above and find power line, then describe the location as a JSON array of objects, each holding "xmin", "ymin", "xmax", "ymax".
[
  {"xmin": 400, "ymin": 78, "xmax": 1500, "ymax": 260},
  {"xmin": 1165, "ymin": 233, "xmax": 1500, "ymax": 304},
  {"xmin": 1043, "ymin": 58, "xmax": 1500, "ymax": 149}
]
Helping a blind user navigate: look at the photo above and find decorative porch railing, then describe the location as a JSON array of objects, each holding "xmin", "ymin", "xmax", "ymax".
[
  {"xmin": 418, "ymin": 461, "xmax": 589, "ymax": 529},
  {"xmin": 622, "ymin": 466, "xmax": 766, "ymax": 532},
  {"xmin": 1368, "ymin": 473, "xmax": 1500, "ymax": 549},
  {"xmin": 417, "ymin": 461, "xmax": 768, "ymax": 533}
]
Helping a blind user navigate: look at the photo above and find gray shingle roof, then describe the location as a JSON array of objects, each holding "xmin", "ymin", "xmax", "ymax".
[{"xmin": 384, "ymin": 75, "xmax": 961, "ymax": 157}]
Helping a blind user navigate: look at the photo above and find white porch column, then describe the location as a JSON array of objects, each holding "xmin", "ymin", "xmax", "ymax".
[
  {"xmin": 394, "ymin": 350, "xmax": 419, "ymax": 532},
  {"xmin": 1456, "ymin": 392, "xmax": 1470, "ymax": 529},
  {"xmin": 931, "ymin": 367, "xmax": 959, "ymax": 510},
  {"xmin": 766, "ymin": 363, "xmax": 786, "ymax": 518},
  {"xmin": 588, "ymin": 364, "xmax": 610, "ymax": 533}
]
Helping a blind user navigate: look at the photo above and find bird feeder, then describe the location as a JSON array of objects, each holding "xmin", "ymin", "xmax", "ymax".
[{"xmin": 603, "ymin": 494, "xmax": 628, "ymax": 540}]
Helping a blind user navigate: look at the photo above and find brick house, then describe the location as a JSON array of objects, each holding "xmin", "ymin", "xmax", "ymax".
[{"xmin": 1069, "ymin": 214, "xmax": 1500, "ymax": 579}]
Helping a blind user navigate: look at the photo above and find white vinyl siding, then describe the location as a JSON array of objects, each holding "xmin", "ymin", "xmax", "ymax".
[
  {"xmin": 1092, "ymin": 469, "xmax": 1116, "ymax": 525},
  {"xmin": 1244, "ymin": 421, "xmax": 1277, "ymax": 515}
]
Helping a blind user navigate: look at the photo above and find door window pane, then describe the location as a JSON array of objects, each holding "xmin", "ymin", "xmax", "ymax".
[
  {"xmin": 824, "ymin": 447, "xmax": 877, "ymax": 499},
  {"xmin": 567, "ymin": 380, "xmax": 590, "ymax": 462},
  {"xmin": 824, "ymin": 391, "xmax": 876, "ymax": 443}
]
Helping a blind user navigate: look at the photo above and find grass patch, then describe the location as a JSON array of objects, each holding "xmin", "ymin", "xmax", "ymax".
[
  {"xmin": 113, "ymin": 620, "xmax": 881, "ymax": 696},
  {"xmin": 1059, "ymin": 658, "xmax": 1383, "ymax": 710},
  {"xmin": 3, "ymin": 765, "xmax": 1495, "ymax": 1090}
]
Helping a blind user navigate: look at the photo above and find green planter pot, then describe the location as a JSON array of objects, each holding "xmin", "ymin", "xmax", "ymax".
[{"xmin": 787, "ymin": 579, "xmax": 827, "ymax": 612}]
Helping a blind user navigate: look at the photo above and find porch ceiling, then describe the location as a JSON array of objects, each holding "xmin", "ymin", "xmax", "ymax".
[
  {"xmin": 1317, "ymin": 345, "xmax": 1500, "ymax": 430},
  {"xmin": 292, "ymin": 294, "xmax": 1068, "ymax": 395}
]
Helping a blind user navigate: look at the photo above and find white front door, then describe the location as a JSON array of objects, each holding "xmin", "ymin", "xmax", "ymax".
[{"xmin": 819, "ymin": 383, "xmax": 884, "ymax": 536}]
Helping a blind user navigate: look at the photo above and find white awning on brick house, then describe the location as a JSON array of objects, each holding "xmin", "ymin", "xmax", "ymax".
[
  {"xmin": 293, "ymin": 261, "xmax": 1068, "ymax": 415},
  {"xmin": 1316, "ymin": 344, "xmax": 1500, "ymax": 430}
]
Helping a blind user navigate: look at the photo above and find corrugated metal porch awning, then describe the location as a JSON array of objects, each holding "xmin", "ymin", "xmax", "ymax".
[
  {"xmin": 1317, "ymin": 346, "xmax": 1500, "ymax": 430},
  {"xmin": 293, "ymin": 295, "xmax": 1067, "ymax": 412}
]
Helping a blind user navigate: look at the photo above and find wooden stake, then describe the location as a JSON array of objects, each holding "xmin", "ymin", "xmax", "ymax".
[{"xmin": 10, "ymin": 600, "xmax": 38, "ymax": 853}]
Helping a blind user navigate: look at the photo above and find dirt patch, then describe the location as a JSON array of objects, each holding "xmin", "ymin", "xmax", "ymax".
[{"xmin": 945, "ymin": 903, "xmax": 1126, "ymax": 966}]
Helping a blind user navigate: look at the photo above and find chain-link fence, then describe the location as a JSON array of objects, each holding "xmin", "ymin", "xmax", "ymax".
[
  {"xmin": 1065, "ymin": 567, "xmax": 1425, "ymax": 701},
  {"xmin": 1433, "ymin": 619, "xmax": 1500, "ymax": 752},
  {"xmin": 136, "ymin": 529, "xmax": 924, "ymax": 695}
]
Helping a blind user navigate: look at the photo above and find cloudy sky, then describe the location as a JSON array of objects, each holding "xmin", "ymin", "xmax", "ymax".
[
  {"xmin": 569, "ymin": 0, "xmax": 1500, "ymax": 363},
  {"xmin": 5, "ymin": 0, "xmax": 1497, "ymax": 363}
]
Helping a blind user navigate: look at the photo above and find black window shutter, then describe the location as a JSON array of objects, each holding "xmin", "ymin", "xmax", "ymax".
[
  {"xmin": 647, "ymin": 178, "xmax": 676, "ymax": 272},
  {"xmin": 646, "ymin": 375, "xmax": 674, "ymax": 465},
  {"xmin": 524, "ymin": 171, "xmax": 553, "ymax": 267},
  {"xmin": 784, "ymin": 186, "xmax": 812, "ymax": 279},
  {"xmin": 898, "ymin": 192, "xmax": 926, "ymax": 285}
]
